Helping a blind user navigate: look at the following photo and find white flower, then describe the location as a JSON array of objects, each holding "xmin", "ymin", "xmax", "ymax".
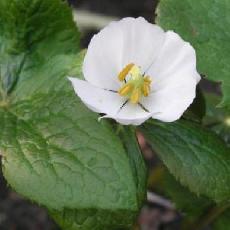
[{"xmin": 69, "ymin": 17, "xmax": 200, "ymax": 125}]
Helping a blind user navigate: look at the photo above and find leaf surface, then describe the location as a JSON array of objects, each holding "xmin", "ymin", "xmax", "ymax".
[
  {"xmin": 140, "ymin": 120, "xmax": 230, "ymax": 202},
  {"xmin": 0, "ymin": 0, "xmax": 147, "ymax": 228}
]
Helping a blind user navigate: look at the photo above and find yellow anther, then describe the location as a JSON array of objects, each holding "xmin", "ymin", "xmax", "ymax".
[
  {"xmin": 142, "ymin": 82, "xmax": 150, "ymax": 97},
  {"xmin": 118, "ymin": 83, "xmax": 133, "ymax": 96},
  {"xmin": 118, "ymin": 64, "xmax": 152, "ymax": 103},
  {"xmin": 118, "ymin": 63, "xmax": 135, "ymax": 81},
  {"xmin": 130, "ymin": 88, "xmax": 141, "ymax": 104},
  {"xmin": 142, "ymin": 76, "xmax": 151, "ymax": 97},
  {"xmin": 144, "ymin": 76, "xmax": 152, "ymax": 84}
]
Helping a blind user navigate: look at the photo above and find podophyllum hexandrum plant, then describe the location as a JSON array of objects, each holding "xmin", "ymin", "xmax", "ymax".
[{"xmin": 0, "ymin": 0, "xmax": 229, "ymax": 229}]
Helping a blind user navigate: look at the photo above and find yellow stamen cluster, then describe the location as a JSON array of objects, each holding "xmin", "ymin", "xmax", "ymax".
[
  {"xmin": 118, "ymin": 63, "xmax": 152, "ymax": 104},
  {"xmin": 118, "ymin": 63, "xmax": 135, "ymax": 81}
]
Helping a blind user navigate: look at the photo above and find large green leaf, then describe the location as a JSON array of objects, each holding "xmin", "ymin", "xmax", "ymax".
[
  {"xmin": 140, "ymin": 120, "xmax": 230, "ymax": 203},
  {"xmin": 51, "ymin": 208, "xmax": 136, "ymax": 230},
  {"xmin": 156, "ymin": 0, "xmax": 230, "ymax": 109},
  {"xmin": 49, "ymin": 127, "xmax": 146, "ymax": 230},
  {"xmin": 3, "ymin": 94, "xmax": 138, "ymax": 211},
  {"xmin": 0, "ymin": 0, "xmax": 147, "ymax": 229},
  {"xmin": 0, "ymin": 0, "xmax": 80, "ymax": 101}
]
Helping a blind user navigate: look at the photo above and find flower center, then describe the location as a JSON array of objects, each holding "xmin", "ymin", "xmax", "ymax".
[{"xmin": 118, "ymin": 63, "xmax": 152, "ymax": 104}]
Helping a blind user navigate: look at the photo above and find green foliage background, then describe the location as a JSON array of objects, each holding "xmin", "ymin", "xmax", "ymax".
[{"xmin": 0, "ymin": 0, "xmax": 229, "ymax": 229}]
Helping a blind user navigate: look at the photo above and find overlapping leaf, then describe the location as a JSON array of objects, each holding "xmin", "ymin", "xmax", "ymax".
[
  {"xmin": 0, "ymin": 0, "xmax": 147, "ymax": 229},
  {"xmin": 156, "ymin": 0, "xmax": 230, "ymax": 109},
  {"xmin": 140, "ymin": 120, "xmax": 230, "ymax": 203}
]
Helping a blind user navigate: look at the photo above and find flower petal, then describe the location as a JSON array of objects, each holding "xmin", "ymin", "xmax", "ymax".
[
  {"xmin": 83, "ymin": 21, "xmax": 124, "ymax": 91},
  {"xmin": 113, "ymin": 102, "xmax": 152, "ymax": 125},
  {"xmin": 141, "ymin": 71, "xmax": 198, "ymax": 122},
  {"xmin": 146, "ymin": 31, "xmax": 200, "ymax": 90},
  {"xmin": 120, "ymin": 17, "xmax": 166, "ymax": 73},
  {"xmin": 74, "ymin": 19, "xmax": 200, "ymax": 125},
  {"xmin": 69, "ymin": 77, "xmax": 124, "ymax": 115},
  {"xmin": 83, "ymin": 17, "xmax": 166, "ymax": 90},
  {"xmin": 141, "ymin": 31, "xmax": 200, "ymax": 122}
]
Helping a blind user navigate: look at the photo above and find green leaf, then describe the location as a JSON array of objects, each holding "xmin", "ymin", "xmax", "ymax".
[
  {"xmin": 49, "ymin": 127, "xmax": 146, "ymax": 230},
  {"xmin": 203, "ymin": 93, "xmax": 230, "ymax": 146},
  {"xmin": 2, "ymin": 94, "xmax": 139, "ymax": 211},
  {"xmin": 156, "ymin": 0, "xmax": 230, "ymax": 109},
  {"xmin": 0, "ymin": 0, "xmax": 80, "ymax": 102},
  {"xmin": 0, "ymin": 0, "xmax": 147, "ymax": 229},
  {"xmin": 140, "ymin": 120, "xmax": 230, "ymax": 203},
  {"xmin": 1, "ymin": 93, "xmax": 144, "ymax": 228},
  {"xmin": 118, "ymin": 126, "xmax": 147, "ymax": 207},
  {"xmin": 50, "ymin": 208, "xmax": 136, "ymax": 230}
]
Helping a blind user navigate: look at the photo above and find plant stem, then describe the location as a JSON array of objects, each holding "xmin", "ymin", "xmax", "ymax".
[{"xmin": 191, "ymin": 202, "xmax": 230, "ymax": 230}]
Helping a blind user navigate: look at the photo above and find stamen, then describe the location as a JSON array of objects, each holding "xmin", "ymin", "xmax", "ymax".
[
  {"xmin": 118, "ymin": 83, "xmax": 133, "ymax": 96},
  {"xmin": 130, "ymin": 88, "xmax": 141, "ymax": 104},
  {"xmin": 142, "ymin": 82, "xmax": 150, "ymax": 97},
  {"xmin": 118, "ymin": 64, "xmax": 152, "ymax": 103},
  {"xmin": 144, "ymin": 76, "xmax": 152, "ymax": 84},
  {"xmin": 118, "ymin": 63, "xmax": 135, "ymax": 81}
]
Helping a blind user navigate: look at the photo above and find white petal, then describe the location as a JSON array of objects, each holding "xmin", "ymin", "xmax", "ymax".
[
  {"xmin": 141, "ymin": 72, "xmax": 198, "ymax": 122},
  {"xmin": 120, "ymin": 17, "xmax": 166, "ymax": 73},
  {"xmin": 83, "ymin": 20, "xmax": 124, "ymax": 91},
  {"xmin": 83, "ymin": 17, "xmax": 166, "ymax": 90},
  {"xmin": 113, "ymin": 102, "xmax": 152, "ymax": 125},
  {"xmin": 146, "ymin": 31, "xmax": 200, "ymax": 90},
  {"xmin": 140, "ymin": 31, "xmax": 200, "ymax": 122},
  {"xmin": 69, "ymin": 77, "xmax": 124, "ymax": 116}
]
